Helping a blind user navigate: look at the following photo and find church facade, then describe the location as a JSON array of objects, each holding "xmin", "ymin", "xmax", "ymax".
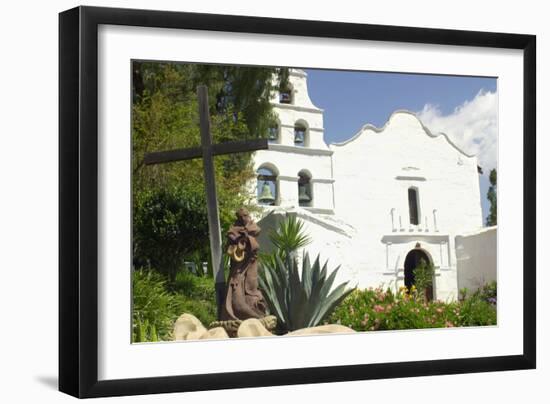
[{"xmin": 251, "ymin": 69, "xmax": 489, "ymax": 301}]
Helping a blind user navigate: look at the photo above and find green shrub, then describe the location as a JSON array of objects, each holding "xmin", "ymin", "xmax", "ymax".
[
  {"xmin": 471, "ymin": 280, "xmax": 497, "ymax": 306},
  {"xmin": 457, "ymin": 295, "xmax": 497, "ymax": 326},
  {"xmin": 132, "ymin": 269, "xmax": 180, "ymax": 342},
  {"xmin": 134, "ymin": 319, "xmax": 159, "ymax": 342},
  {"xmin": 173, "ymin": 296, "xmax": 217, "ymax": 328},
  {"xmin": 133, "ymin": 187, "xmax": 210, "ymax": 281},
  {"xmin": 172, "ymin": 270, "xmax": 216, "ymax": 300},
  {"xmin": 132, "ymin": 269, "xmax": 218, "ymax": 342},
  {"xmin": 412, "ymin": 259, "xmax": 435, "ymax": 301},
  {"xmin": 172, "ymin": 270, "xmax": 217, "ymax": 326},
  {"xmin": 329, "ymin": 286, "xmax": 496, "ymax": 332}
]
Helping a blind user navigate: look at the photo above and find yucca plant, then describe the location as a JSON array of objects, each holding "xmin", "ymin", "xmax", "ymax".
[
  {"xmin": 269, "ymin": 214, "xmax": 312, "ymax": 261},
  {"xmin": 259, "ymin": 251, "xmax": 354, "ymax": 332}
]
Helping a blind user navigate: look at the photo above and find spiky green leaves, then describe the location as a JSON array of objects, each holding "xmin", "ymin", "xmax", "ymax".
[
  {"xmin": 268, "ymin": 214, "xmax": 312, "ymax": 261},
  {"xmin": 259, "ymin": 251, "xmax": 354, "ymax": 332}
]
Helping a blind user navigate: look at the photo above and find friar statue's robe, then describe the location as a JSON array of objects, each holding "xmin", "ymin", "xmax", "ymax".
[{"xmin": 220, "ymin": 209, "xmax": 267, "ymax": 321}]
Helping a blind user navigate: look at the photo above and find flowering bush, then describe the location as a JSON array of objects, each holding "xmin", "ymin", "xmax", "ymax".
[
  {"xmin": 471, "ymin": 280, "xmax": 497, "ymax": 305},
  {"xmin": 329, "ymin": 285, "xmax": 496, "ymax": 331}
]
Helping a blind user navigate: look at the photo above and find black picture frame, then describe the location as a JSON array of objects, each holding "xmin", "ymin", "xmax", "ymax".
[{"xmin": 59, "ymin": 5, "xmax": 536, "ymax": 398}]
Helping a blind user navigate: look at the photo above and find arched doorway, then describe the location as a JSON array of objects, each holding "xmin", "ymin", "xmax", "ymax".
[{"xmin": 404, "ymin": 248, "xmax": 434, "ymax": 301}]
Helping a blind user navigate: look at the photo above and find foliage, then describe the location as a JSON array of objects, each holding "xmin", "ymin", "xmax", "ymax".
[
  {"xmin": 259, "ymin": 252, "xmax": 355, "ymax": 332},
  {"xmin": 172, "ymin": 269, "xmax": 216, "ymax": 299},
  {"xmin": 132, "ymin": 269, "xmax": 219, "ymax": 342},
  {"xmin": 133, "ymin": 62, "xmax": 289, "ymax": 141},
  {"xmin": 133, "ymin": 185, "xmax": 209, "ymax": 281},
  {"xmin": 458, "ymin": 281, "xmax": 497, "ymax": 305},
  {"xmin": 173, "ymin": 296, "xmax": 217, "ymax": 329},
  {"xmin": 132, "ymin": 270, "xmax": 180, "ymax": 342},
  {"xmin": 171, "ymin": 270, "xmax": 217, "ymax": 327},
  {"xmin": 132, "ymin": 62, "xmax": 289, "ymax": 278},
  {"xmin": 486, "ymin": 168, "xmax": 497, "ymax": 226},
  {"xmin": 329, "ymin": 285, "xmax": 497, "ymax": 331},
  {"xmin": 134, "ymin": 319, "xmax": 159, "ymax": 343},
  {"xmin": 457, "ymin": 294, "xmax": 497, "ymax": 326},
  {"xmin": 412, "ymin": 258, "xmax": 435, "ymax": 301},
  {"xmin": 471, "ymin": 280, "xmax": 497, "ymax": 306},
  {"xmin": 459, "ymin": 287, "xmax": 469, "ymax": 302},
  {"xmin": 267, "ymin": 214, "xmax": 312, "ymax": 262}
]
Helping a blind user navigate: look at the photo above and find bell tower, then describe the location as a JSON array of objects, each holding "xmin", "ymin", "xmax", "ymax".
[{"xmin": 253, "ymin": 69, "xmax": 335, "ymax": 214}]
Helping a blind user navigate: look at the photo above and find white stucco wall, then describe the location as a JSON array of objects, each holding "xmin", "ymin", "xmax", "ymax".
[
  {"xmin": 251, "ymin": 69, "xmax": 486, "ymax": 301},
  {"xmin": 255, "ymin": 208, "xmax": 358, "ymax": 287},
  {"xmin": 269, "ymin": 69, "xmax": 328, "ymax": 150},
  {"xmin": 455, "ymin": 226, "xmax": 497, "ymax": 293},
  {"xmin": 253, "ymin": 148, "xmax": 334, "ymax": 210},
  {"xmin": 329, "ymin": 111, "xmax": 484, "ymax": 300},
  {"xmin": 253, "ymin": 68, "xmax": 335, "ymax": 211}
]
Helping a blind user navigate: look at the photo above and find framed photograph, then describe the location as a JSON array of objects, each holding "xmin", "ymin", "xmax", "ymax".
[{"xmin": 59, "ymin": 6, "xmax": 536, "ymax": 398}]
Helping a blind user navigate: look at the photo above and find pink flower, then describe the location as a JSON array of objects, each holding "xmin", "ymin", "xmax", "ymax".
[
  {"xmin": 445, "ymin": 321, "xmax": 455, "ymax": 328},
  {"xmin": 373, "ymin": 304, "xmax": 385, "ymax": 313},
  {"xmin": 436, "ymin": 307, "xmax": 444, "ymax": 314}
]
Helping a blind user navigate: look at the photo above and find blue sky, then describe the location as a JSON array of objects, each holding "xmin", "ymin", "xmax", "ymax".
[{"xmin": 304, "ymin": 69, "xmax": 497, "ymax": 224}]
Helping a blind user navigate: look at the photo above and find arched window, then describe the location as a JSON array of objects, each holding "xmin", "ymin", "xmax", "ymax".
[
  {"xmin": 408, "ymin": 187, "xmax": 420, "ymax": 225},
  {"xmin": 294, "ymin": 123, "xmax": 307, "ymax": 146},
  {"xmin": 279, "ymin": 85, "xmax": 293, "ymax": 104},
  {"xmin": 267, "ymin": 123, "xmax": 279, "ymax": 143},
  {"xmin": 257, "ymin": 166, "xmax": 278, "ymax": 206},
  {"xmin": 298, "ymin": 170, "xmax": 312, "ymax": 207}
]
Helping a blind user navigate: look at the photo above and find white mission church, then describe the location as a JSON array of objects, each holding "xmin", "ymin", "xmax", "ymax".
[{"xmin": 250, "ymin": 69, "xmax": 496, "ymax": 301}]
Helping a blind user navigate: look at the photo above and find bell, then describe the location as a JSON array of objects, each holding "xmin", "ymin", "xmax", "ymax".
[
  {"xmin": 298, "ymin": 184, "xmax": 311, "ymax": 203},
  {"xmin": 294, "ymin": 130, "xmax": 305, "ymax": 144},
  {"xmin": 268, "ymin": 127, "xmax": 278, "ymax": 141},
  {"xmin": 258, "ymin": 182, "xmax": 275, "ymax": 204}
]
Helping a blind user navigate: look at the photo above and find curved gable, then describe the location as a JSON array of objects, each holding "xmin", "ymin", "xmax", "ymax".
[{"xmin": 330, "ymin": 110, "xmax": 475, "ymax": 158}]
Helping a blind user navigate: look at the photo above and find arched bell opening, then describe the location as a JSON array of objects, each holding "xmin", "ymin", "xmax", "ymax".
[
  {"xmin": 294, "ymin": 120, "xmax": 308, "ymax": 147},
  {"xmin": 279, "ymin": 82, "xmax": 293, "ymax": 104},
  {"xmin": 257, "ymin": 165, "xmax": 279, "ymax": 206},
  {"xmin": 297, "ymin": 170, "xmax": 313, "ymax": 207},
  {"xmin": 267, "ymin": 119, "xmax": 280, "ymax": 144}
]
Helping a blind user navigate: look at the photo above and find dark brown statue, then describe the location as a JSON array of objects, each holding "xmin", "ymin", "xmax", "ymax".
[{"xmin": 220, "ymin": 208, "xmax": 267, "ymax": 321}]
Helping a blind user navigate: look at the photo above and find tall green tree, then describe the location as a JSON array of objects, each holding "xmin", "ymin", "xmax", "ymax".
[
  {"xmin": 132, "ymin": 62, "xmax": 288, "ymax": 279},
  {"xmin": 486, "ymin": 168, "xmax": 497, "ymax": 226}
]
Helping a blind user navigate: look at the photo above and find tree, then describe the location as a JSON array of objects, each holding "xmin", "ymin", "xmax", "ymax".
[
  {"xmin": 132, "ymin": 62, "xmax": 288, "ymax": 279},
  {"xmin": 412, "ymin": 258, "xmax": 435, "ymax": 302},
  {"xmin": 486, "ymin": 168, "xmax": 497, "ymax": 226}
]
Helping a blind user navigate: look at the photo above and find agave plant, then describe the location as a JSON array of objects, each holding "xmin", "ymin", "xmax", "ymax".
[{"xmin": 259, "ymin": 251, "xmax": 354, "ymax": 332}]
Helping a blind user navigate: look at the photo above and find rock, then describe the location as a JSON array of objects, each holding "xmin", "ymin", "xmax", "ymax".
[
  {"xmin": 173, "ymin": 313, "xmax": 207, "ymax": 340},
  {"xmin": 287, "ymin": 324, "xmax": 356, "ymax": 336},
  {"xmin": 237, "ymin": 318, "xmax": 274, "ymax": 338},
  {"xmin": 200, "ymin": 327, "xmax": 229, "ymax": 340}
]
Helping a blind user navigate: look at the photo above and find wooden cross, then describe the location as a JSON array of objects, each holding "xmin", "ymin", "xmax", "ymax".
[{"xmin": 144, "ymin": 85, "xmax": 268, "ymax": 318}]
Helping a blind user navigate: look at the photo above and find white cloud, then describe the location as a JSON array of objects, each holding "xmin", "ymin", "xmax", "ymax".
[{"xmin": 417, "ymin": 90, "xmax": 498, "ymax": 172}]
